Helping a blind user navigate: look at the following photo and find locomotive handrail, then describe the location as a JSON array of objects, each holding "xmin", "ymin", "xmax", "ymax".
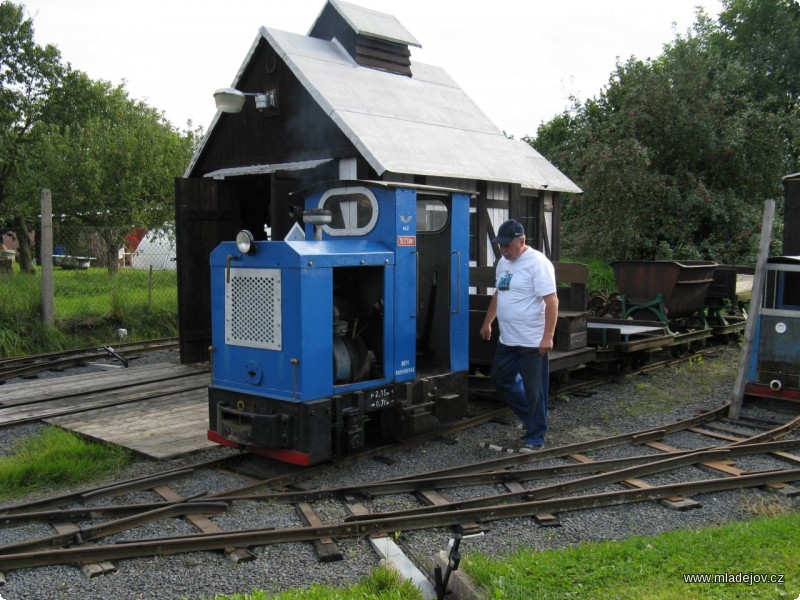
[
  {"xmin": 452, "ymin": 250, "xmax": 460, "ymax": 314},
  {"xmin": 413, "ymin": 250, "xmax": 419, "ymax": 319}
]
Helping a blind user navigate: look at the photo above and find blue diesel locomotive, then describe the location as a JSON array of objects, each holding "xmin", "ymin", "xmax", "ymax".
[{"xmin": 207, "ymin": 181, "xmax": 471, "ymax": 465}]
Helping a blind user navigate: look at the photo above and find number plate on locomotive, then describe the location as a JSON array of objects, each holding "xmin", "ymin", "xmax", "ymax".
[{"xmin": 366, "ymin": 386, "xmax": 394, "ymax": 409}]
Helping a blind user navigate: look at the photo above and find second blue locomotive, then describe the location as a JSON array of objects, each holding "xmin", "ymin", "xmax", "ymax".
[{"xmin": 743, "ymin": 256, "xmax": 800, "ymax": 403}]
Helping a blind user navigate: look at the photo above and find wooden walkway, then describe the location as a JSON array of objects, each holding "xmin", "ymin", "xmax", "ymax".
[{"xmin": 0, "ymin": 363, "xmax": 216, "ymax": 460}]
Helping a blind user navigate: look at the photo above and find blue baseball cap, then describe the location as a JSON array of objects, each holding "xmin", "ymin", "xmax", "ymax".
[{"xmin": 492, "ymin": 219, "xmax": 525, "ymax": 245}]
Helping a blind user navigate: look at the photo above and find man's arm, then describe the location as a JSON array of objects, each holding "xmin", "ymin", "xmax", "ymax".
[
  {"xmin": 539, "ymin": 292, "xmax": 559, "ymax": 354},
  {"xmin": 480, "ymin": 292, "xmax": 498, "ymax": 341}
]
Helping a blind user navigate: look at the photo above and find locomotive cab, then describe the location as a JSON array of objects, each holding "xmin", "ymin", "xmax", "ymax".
[
  {"xmin": 207, "ymin": 181, "xmax": 471, "ymax": 465},
  {"xmin": 745, "ymin": 256, "xmax": 800, "ymax": 403}
]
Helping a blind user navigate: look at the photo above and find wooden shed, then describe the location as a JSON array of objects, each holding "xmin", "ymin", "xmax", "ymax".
[{"xmin": 175, "ymin": 0, "xmax": 581, "ymax": 363}]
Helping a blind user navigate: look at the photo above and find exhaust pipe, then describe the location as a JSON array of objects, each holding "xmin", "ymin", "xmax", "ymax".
[{"xmin": 769, "ymin": 379, "xmax": 782, "ymax": 391}]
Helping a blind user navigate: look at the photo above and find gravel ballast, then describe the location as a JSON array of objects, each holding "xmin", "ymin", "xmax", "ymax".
[{"xmin": 1, "ymin": 345, "xmax": 798, "ymax": 600}]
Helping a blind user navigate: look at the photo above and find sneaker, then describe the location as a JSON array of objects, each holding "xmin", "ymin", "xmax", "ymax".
[{"xmin": 519, "ymin": 442, "xmax": 544, "ymax": 453}]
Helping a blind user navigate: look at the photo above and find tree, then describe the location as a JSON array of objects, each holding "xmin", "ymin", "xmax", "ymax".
[
  {"xmin": 21, "ymin": 70, "xmax": 198, "ymax": 274},
  {"xmin": 716, "ymin": 0, "xmax": 800, "ymax": 187},
  {"xmin": 4, "ymin": 4, "xmax": 199, "ymax": 276},
  {"xmin": 718, "ymin": 0, "xmax": 800, "ymax": 111},
  {"xmin": 0, "ymin": 0, "xmax": 62, "ymax": 272},
  {"xmin": 532, "ymin": 0, "xmax": 799, "ymax": 265}
]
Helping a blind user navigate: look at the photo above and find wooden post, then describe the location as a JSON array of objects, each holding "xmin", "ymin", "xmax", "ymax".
[
  {"xmin": 40, "ymin": 189, "xmax": 55, "ymax": 326},
  {"xmin": 729, "ymin": 198, "xmax": 775, "ymax": 419},
  {"xmin": 148, "ymin": 265, "xmax": 154, "ymax": 309}
]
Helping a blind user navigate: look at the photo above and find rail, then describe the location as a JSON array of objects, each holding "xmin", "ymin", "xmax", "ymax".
[
  {"xmin": 1, "ymin": 403, "xmax": 798, "ymax": 575},
  {"xmin": 0, "ymin": 338, "xmax": 179, "ymax": 382}
]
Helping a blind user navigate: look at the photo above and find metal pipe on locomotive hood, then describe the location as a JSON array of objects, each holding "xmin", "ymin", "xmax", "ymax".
[{"xmin": 303, "ymin": 208, "xmax": 332, "ymax": 240}]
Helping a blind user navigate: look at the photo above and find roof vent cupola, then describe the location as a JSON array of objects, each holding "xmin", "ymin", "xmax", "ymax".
[{"xmin": 308, "ymin": 0, "xmax": 421, "ymax": 76}]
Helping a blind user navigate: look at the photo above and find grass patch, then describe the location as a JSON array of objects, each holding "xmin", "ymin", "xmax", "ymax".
[
  {"xmin": 0, "ymin": 265, "xmax": 178, "ymax": 357},
  {"xmin": 615, "ymin": 347, "xmax": 738, "ymax": 418},
  {"xmin": 204, "ymin": 564, "xmax": 424, "ymax": 599},
  {"xmin": 463, "ymin": 512, "xmax": 800, "ymax": 599},
  {"xmin": 53, "ymin": 267, "xmax": 178, "ymax": 319},
  {"xmin": 0, "ymin": 426, "xmax": 134, "ymax": 500}
]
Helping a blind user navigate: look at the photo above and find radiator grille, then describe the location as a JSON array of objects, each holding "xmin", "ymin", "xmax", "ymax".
[
  {"xmin": 757, "ymin": 360, "xmax": 800, "ymax": 390},
  {"xmin": 225, "ymin": 268, "xmax": 282, "ymax": 350}
]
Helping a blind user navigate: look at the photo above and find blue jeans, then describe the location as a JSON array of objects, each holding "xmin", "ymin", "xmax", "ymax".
[{"xmin": 491, "ymin": 343, "xmax": 548, "ymax": 446}]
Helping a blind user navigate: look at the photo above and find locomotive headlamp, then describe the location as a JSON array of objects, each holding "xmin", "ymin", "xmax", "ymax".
[{"xmin": 236, "ymin": 230, "xmax": 256, "ymax": 254}]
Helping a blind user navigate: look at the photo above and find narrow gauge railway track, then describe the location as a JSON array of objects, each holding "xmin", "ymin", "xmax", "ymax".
[
  {"xmin": 1, "ymin": 402, "xmax": 798, "ymax": 577},
  {"xmin": 2, "ymin": 339, "xmax": 727, "ymax": 430},
  {"xmin": 0, "ymin": 408, "xmax": 510, "ymax": 519},
  {"xmin": 0, "ymin": 338, "xmax": 179, "ymax": 382}
]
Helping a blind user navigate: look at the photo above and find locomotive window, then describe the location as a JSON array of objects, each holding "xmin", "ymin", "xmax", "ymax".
[
  {"xmin": 417, "ymin": 199, "xmax": 448, "ymax": 233},
  {"xmin": 317, "ymin": 187, "xmax": 378, "ymax": 236}
]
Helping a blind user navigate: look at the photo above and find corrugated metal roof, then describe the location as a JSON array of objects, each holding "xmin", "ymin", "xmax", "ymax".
[
  {"xmin": 263, "ymin": 26, "xmax": 581, "ymax": 193},
  {"xmin": 203, "ymin": 159, "xmax": 332, "ymax": 180},
  {"xmin": 512, "ymin": 140, "xmax": 583, "ymax": 193},
  {"xmin": 324, "ymin": 0, "xmax": 421, "ymax": 47}
]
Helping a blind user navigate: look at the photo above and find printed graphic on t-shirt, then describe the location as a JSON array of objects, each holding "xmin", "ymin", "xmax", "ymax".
[{"xmin": 497, "ymin": 271, "xmax": 513, "ymax": 291}]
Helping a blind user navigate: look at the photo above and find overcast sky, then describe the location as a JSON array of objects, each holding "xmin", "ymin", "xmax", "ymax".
[{"xmin": 22, "ymin": 0, "xmax": 723, "ymax": 139}]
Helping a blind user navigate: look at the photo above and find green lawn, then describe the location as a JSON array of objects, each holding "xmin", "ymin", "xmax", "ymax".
[
  {"xmin": 0, "ymin": 263, "xmax": 178, "ymax": 356},
  {"xmin": 463, "ymin": 511, "xmax": 799, "ymax": 599}
]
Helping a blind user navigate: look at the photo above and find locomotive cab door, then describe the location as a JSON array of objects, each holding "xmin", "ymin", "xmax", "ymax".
[{"xmin": 415, "ymin": 191, "xmax": 470, "ymax": 373}]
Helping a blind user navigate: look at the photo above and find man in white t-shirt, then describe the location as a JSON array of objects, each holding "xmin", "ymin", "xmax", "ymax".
[{"xmin": 479, "ymin": 219, "xmax": 558, "ymax": 451}]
